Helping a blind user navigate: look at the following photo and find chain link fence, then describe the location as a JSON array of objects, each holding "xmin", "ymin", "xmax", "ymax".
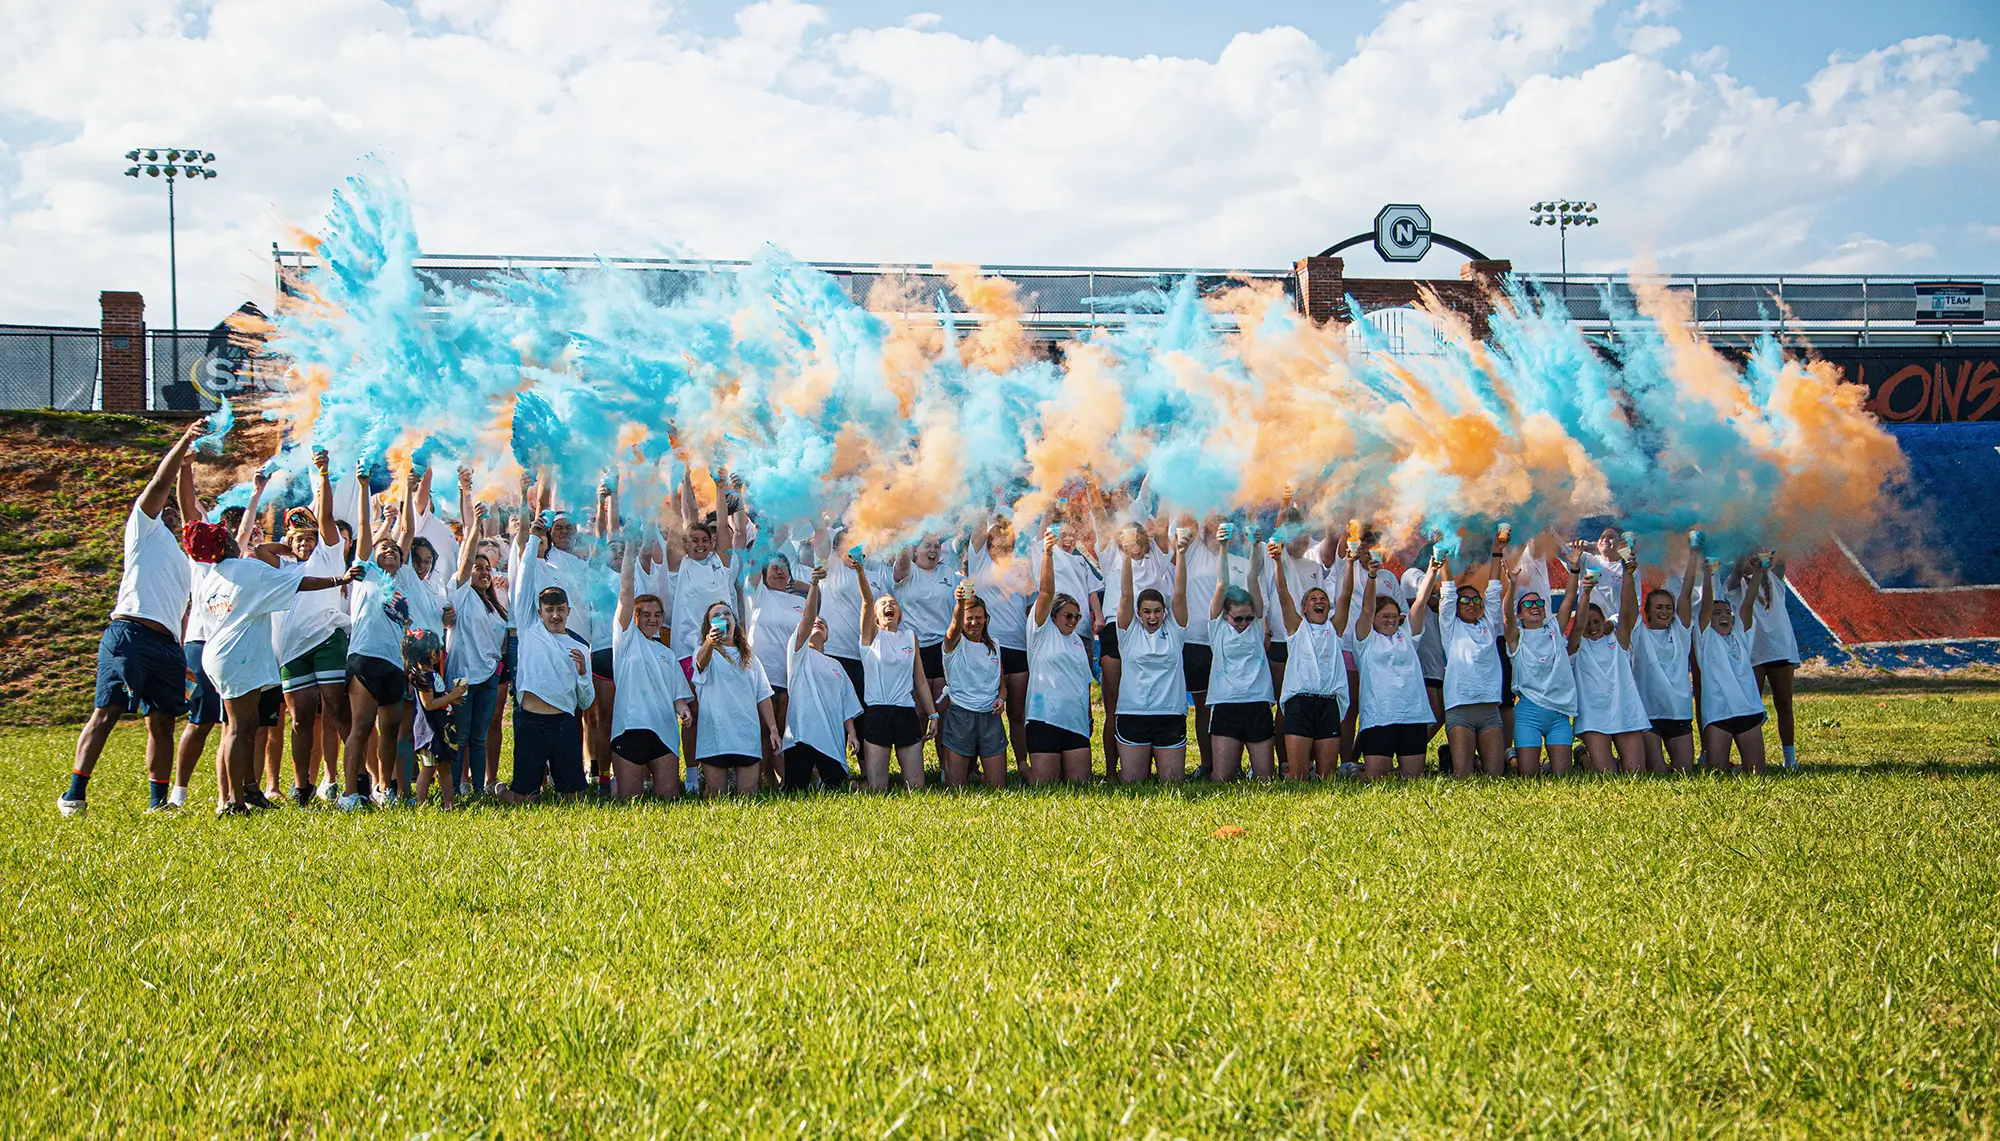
[{"xmin": 0, "ymin": 326, "xmax": 99, "ymax": 410}]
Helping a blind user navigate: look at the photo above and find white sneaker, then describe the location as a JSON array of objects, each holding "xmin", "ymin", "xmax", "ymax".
[
  {"xmin": 318, "ymin": 781, "xmax": 339, "ymax": 802},
  {"xmin": 336, "ymin": 792, "xmax": 366, "ymax": 812},
  {"xmin": 370, "ymin": 787, "xmax": 392, "ymax": 807},
  {"xmin": 56, "ymin": 796, "xmax": 86, "ymax": 817}
]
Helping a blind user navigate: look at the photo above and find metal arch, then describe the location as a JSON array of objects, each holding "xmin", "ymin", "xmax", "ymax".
[{"xmin": 1315, "ymin": 232, "xmax": 1492, "ymax": 262}]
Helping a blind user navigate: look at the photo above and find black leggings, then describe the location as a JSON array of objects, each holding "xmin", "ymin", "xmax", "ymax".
[
  {"xmin": 512, "ymin": 709, "xmax": 585, "ymax": 796},
  {"xmin": 784, "ymin": 743, "xmax": 848, "ymax": 792}
]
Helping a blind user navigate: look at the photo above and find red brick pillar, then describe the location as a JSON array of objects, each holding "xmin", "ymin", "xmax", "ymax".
[
  {"xmin": 1293, "ymin": 256, "xmax": 1346, "ymax": 325},
  {"xmin": 1459, "ymin": 260, "xmax": 1513, "ymax": 340},
  {"xmin": 100, "ymin": 291, "xmax": 147, "ymax": 412}
]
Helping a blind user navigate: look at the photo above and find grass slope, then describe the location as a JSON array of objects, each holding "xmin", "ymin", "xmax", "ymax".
[{"xmin": 3, "ymin": 681, "xmax": 1997, "ymax": 1138}]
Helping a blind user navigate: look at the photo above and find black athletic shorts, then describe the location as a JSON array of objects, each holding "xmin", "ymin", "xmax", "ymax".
[
  {"xmin": 860, "ymin": 704, "xmax": 925, "ymax": 749},
  {"xmin": 918, "ymin": 641, "xmax": 946, "ymax": 681},
  {"xmin": 612, "ymin": 728, "xmax": 675, "ymax": 764},
  {"xmin": 1708, "ymin": 711, "xmax": 1767, "ymax": 736},
  {"xmin": 1281, "ymin": 693, "xmax": 1344, "ymax": 740},
  {"xmin": 699, "ymin": 752, "xmax": 761, "ymax": 769},
  {"xmin": 1098, "ymin": 621, "xmax": 1120, "ymax": 661},
  {"xmin": 347, "ymin": 654, "xmax": 408, "ymax": 706},
  {"xmin": 1208, "ymin": 700, "xmax": 1275, "ymax": 744},
  {"xmin": 832, "ymin": 656, "xmax": 865, "ymax": 703},
  {"xmin": 1649, "ymin": 718, "xmax": 1694, "ymax": 741},
  {"xmin": 1497, "ymin": 651, "xmax": 1515, "ymax": 709},
  {"xmin": 1113, "ymin": 713, "xmax": 1185, "ymax": 749},
  {"xmin": 1266, "ymin": 640, "xmax": 1289, "ymax": 664},
  {"xmin": 591, "ymin": 647, "xmax": 615, "ymax": 681},
  {"xmin": 1181, "ymin": 643, "xmax": 1214, "ymax": 697},
  {"xmin": 1357, "ymin": 721, "xmax": 1429, "ymax": 757},
  {"xmin": 1025, "ymin": 719, "xmax": 1090, "ymax": 754},
  {"xmin": 1000, "ymin": 647, "xmax": 1029, "ymax": 675}
]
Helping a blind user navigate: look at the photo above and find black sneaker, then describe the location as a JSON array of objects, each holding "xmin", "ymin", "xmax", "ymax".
[
  {"xmin": 291, "ymin": 785, "xmax": 314, "ymax": 808},
  {"xmin": 216, "ymin": 802, "xmax": 250, "ymax": 818},
  {"xmin": 242, "ymin": 788, "xmax": 278, "ymax": 812}
]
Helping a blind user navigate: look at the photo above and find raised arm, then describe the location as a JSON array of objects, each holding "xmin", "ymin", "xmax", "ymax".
[
  {"xmin": 1410, "ymin": 556, "xmax": 1440, "ymax": 637},
  {"xmin": 175, "ymin": 458, "xmax": 199, "ymax": 533},
  {"xmin": 1032, "ymin": 527, "xmax": 1058, "ymax": 626},
  {"xmin": 893, "ymin": 543, "xmax": 913, "ymax": 586},
  {"xmin": 1331, "ymin": 545, "xmax": 1355, "ymax": 637},
  {"xmin": 394, "ymin": 468, "xmax": 417, "ymax": 557},
  {"xmin": 856, "ymin": 551, "xmax": 879, "ymax": 646},
  {"xmin": 353, "ymin": 459, "xmax": 375, "ymax": 561},
  {"xmin": 1697, "ymin": 558, "xmax": 1719, "ymax": 633},
  {"xmin": 312, "ymin": 450, "xmax": 339, "ymax": 547},
  {"xmin": 1210, "ymin": 523, "xmax": 1232, "ymax": 621},
  {"xmin": 714, "ymin": 469, "xmax": 736, "ymax": 569},
  {"xmin": 237, "ymin": 465, "xmax": 269, "ymax": 551},
  {"xmin": 1615, "ymin": 549, "xmax": 1639, "ymax": 649},
  {"xmin": 944, "ymin": 579, "xmax": 972, "ymax": 652},
  {"xmin": 454, "ymin": 469, "xmax": 480, "ymax": 585},
  {"xmin": 1356, "ymin": 568, "xmax": 1379, "ymax": 644},
  {"xmin": 795, "ymin": 562, "xmax": 826, "ymax": 653},
  {"xmin": 616, "ymin": 521, "xmax": 639, "ymax": 632},
  {"xmin": 1117, "ymin": 548, "xmax": 1137, "ymax": 629},
  {"xmin": 1566, "ymin": 577, "xmax": 1594, "ymax": 654},
  {"xmin": 416, "ymin": 465, "xmax": 436, "ymax": 521},
  {"xmin": 1171, "ymin": 527, "xmax": 1192, "ymax": 627},
  {"xmin": 140, "ymin": 420, "xmax": 205, "ymax": 519},
  {"xmin": 1740, "ymin": 560, "xmax": 1766, "ymax": 631},
  {"xmin": 1244, "ymin": 528, "xmax": 1264, "ymax": 620},
  {"xmin": 1501, "ymin": 561, "xmax": 1520, "ymax": 652},
  {"xmin": 1269, "ymin": 541, "xmax": 1300, "ymax": 637},
  {"xmin": 1676, "ymin": 542, "xmax": 1699, "ymax": 627}
]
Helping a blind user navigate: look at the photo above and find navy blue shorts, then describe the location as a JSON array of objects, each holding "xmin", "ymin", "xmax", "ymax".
[
  {"xmin": 183, "ymin": 640, "xmax": 222, "ymax": 724},
  {"xmin": 95, "ymin": 619, "xmax": 188, "ymax": 718}
]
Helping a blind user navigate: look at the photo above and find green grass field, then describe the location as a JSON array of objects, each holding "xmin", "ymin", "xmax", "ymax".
[{"xmin": 4, "ymin": 676, "xmax": 1998, "ymax": 1138}]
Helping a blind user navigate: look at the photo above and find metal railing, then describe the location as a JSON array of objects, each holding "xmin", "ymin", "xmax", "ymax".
[
  {"xmin": 0, "ymin": 326, "xmax": 99, "ymax": 410},
  {"xmin": 1516, "ymin": 273, "xmax": 2000, "ymax": 345}
]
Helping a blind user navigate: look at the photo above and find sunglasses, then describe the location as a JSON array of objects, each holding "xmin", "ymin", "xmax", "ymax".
[
  {"xmin": 1456, "ymin": 595, "xmax": 1484, "ymax": 605},
  {"xmin": 1519, "ymin": 599, "xmax": 1548, "ymax": 610}
]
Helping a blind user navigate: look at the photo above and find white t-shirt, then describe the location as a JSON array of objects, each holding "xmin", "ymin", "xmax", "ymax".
[
  {"xmin": 1581, "ymin": 553, "xmax": 1627, "ymax": 620},
  {"xmin": 1572, "ymin": 635, "xmax": 1650, "ymax": 735},
  {"xmin": 1280, "ymin": 619, "xmax": 1347, "ymax": 710},
  {"xmin": 115, "ymin": 505, "xmax": 192, "ymax": 633},
  {"xmin": 1737, "ymin": 574, "xmax": 1801, "ymax": 666},
  {"xmin": 184, "ymin": 559, "xmax": 219, "ymax": 644},
  {"xmin": 274, "ymin": 541, "xmax": 349, "ymax": 665},
  {"xmin": 1205, "ymin": 615, "xmax": 1273, "ymax": 705},
  {"xmin": 692, "ymin": 647, "xmax": 774, "ymax": 760},
  {"xmin": 745, "ymin": 583, "xmax": 807, "ymax": 687},
  {"xmin": 610, "ymin": 623, "xmax": 692, "ymax": 744},
  {"xmin": 408, "ymin": 567, "xmax": 449, "ymax": 634},
  {"xmin": 1100, "ymin": 543, "xmax": 1173, "ymax": 629},
  {"xmin": 783, "ymin": 642, "xmax": 861, "ymax": 760},
  {"xmin": 1116, "ymin": 617, "xmax": 1187, "ymax": 717},
  {"xmin": 542, "ymin": 546, "xmax": 598, "ymax": 652},
  {"xmin": 1439, "ymin": 579, "xmax": 1504, "ymax": 709},
  {"xmin": 967, "ymin": 545, "xmax": 1033, "ymax": 652},
  {"xmin": 196, "ymin": 558, "xmax": 307, "ymax": 699},
  {"xmin": 895, "ymin": 561, "xmax": 961, "ymax": 647},
  {"xmin": 635, "ymin": 557, "xmax": 676, "ymax": 636},
  {"xmin": 1355, "ymin": 625, "xmax": 1431, "ymax": 730},
  {"xmin": 1051, "ymin": 546, "xmax": 1100, "ymax": 619},
  {"xmin": 1179, "ymin": 544, "xmax": 1224, "ymax": 647},
  {"xmin": 1337, "ymin": 558, "xmax": 1407, "ymax": 655},
  {"xmin": 1631, "ymin": 621, "xmax": 1694, "ymax": 720},
  {"xmin": 942, "ymin": 636, "xmax": 1003, "ymax": 712},
  {"xmin": 821, "ymin": 557, "xmax": 889, "ymax": 661},
  {"xmin": 518, "ymin": 619, "xmax": 594, "ymax": 714},
  {"xmin": 1696, "ymin": 625, "xmax": 1764, "ymax": 725},
  {"xmin": 1025, "ymin": 613, "xmax": 1092, "ymax": 737},
  {"xmin": 1510, "ymin": 623, "xmax": 1577, "ymax": 716},
  {"xmin": 1264, "ymin": 551, "xmax": 1324, "ymax": 644},
  {"xmin": 669, "ymin": 554, "xmax": 736, "ymax": 661},
  {"xmin": 414, "ymin": 510, "xmax": 459, "ymax": 586},
  {"xmin": 347, "ymin": 562, "xmax": 424, "ymax": 667},
  {"xmin": 1399, "ymin": 568, "xmax": 1445, "ymax": 681},
  {"xmin": 862, "ymin": 625, "xmax": 920, "ymax": 708},
  {"xmin": 446, "ymin": 580, "xmax": 508, "ymax": 686}
]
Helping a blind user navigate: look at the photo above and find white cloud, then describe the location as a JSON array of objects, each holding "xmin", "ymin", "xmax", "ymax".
[
  {"xmin": 1623, "ymin": 24, "xmax": 1681, "ymax": 57},
  {"xmin": 0, "ymin": 0, "xmax": 1994, "ymax": 327},
  {"xmin": 1971, "ymin": 223, "xmax": 2000, "ymax": 241},
  {"xmin": 1802, "ymin": 235, "xmax": 1937, "ymax": 273}
]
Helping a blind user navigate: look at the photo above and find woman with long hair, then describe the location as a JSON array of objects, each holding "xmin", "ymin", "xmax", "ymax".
[
  {"xmin": 857, "ymin": 560, "xmax": 939, "ymax": 790},
  {"xmin": 1095, "ymin": 498, "xmax": 1173, "ymax": 781},
  {"xmin": 938, "ymin": 581, "xmax": 1008, "ymax": 789},
  {"xmin": 781, "ymin": 562, "xmax": 860, "ymax": 792},
  {"xmin": 1500, "ymin": 555, "xmax": 1581, "ymax": 777},
  {"xmin": 746, "ymin": 553, "xmax": 808, "ymax": 785},
  {"xmin": 894, "ymin": 535, "xmax": 960, "ymax": 712},
  {"xmin": 1732, "ymin": 548, "xmax": 1800, "ymax": 770},
  {"xmin": 611, "ymin": 522, "xmax": 693, "ymax": 800},
  {"xmin": 338, "ymin": 462, "xmax": 421, "ymax": 811},
  {"xmin": 1026, "ymin": 526, "xmax": 1094, "ymax": 785},
  {"xmin": 1204, "ymin": 524, "xmax": 1275, "ymax": 782},
  {"xmin": 1352, "ymin": 543, "xmax": 1440, "ymax": 780},
  {"xmin": 272, "ymin": 449, "xmax": 350, "ymax": 806},
  {"xmin": 1632, "ymin": 543, "xmax": 1702, "ymax": 773},
  {"xmin": 446, "ymin": 471, "xmax": 510, "ymax": 797},
  {"xmin": 1698, "ymin": 554, "xmax": 1772, "ymax": 774},
  {"xmin": 691, "ymin": 599, "xmax": 779, "ymax": 797},
  {"xmin": 1569, "ymin": 542, "xmax": 1651, "ymax": 774},
  {"xmin": 1111, "ymin": 526, "xmax": 1192, "ymax": 783},
  {"xmin": 968, "ymin": 511, "xmax": 1034, "ymax": 778},
  {"xmin": 1269, "ymin": 537, "xmax": 1353, "ymax": 781}
]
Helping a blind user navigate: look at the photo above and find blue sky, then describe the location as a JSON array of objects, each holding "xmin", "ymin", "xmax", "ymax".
[{"xmin": 1, "ymin": 0, "xmax": 1996, "ymax": 325}]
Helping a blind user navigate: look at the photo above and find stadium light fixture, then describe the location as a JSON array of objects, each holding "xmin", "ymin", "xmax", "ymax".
[
  {"xmin": 1528, "ymin": 199, "xmax": 1600, "ymax": 308},
  {"xmin": 122, "ymin": 146, "xmax": 220, "ymax": 404}
]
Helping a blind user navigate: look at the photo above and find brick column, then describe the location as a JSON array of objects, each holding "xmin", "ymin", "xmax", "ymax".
[
  {"xmin": 1293, "ymin": 255, "xmax": 1345, "ymax": 325},
  {"xmin": 100, "ymin": 291, "xmax": 146, "ymax": 412},
  {"xmin": 1459, "ymin": 260, "xmax": 1513, "ymax": 340}
]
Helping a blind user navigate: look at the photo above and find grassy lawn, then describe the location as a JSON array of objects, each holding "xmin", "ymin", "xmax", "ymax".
[{"xmin": 3, "ymin": 678, "xmax": 1998, "ymax": 1138}]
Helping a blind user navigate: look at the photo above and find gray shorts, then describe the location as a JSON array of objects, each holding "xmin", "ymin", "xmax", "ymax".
[
  {"xmin": 940, "ymin": 703, "xmax": 1008, "ymax": 758},
  {"xmin": 1445, "ymin": 701, "xmax": 1503, "ymax": 733}
]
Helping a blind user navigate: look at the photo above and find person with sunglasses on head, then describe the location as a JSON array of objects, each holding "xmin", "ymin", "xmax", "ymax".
[
  {"xmin": 1269, "ymin": 533, "xmax": 1352, "ymax": 781},
  {"xmin": 1204, "ymin": 523, "xmax": 1276, "ymax": 782},
  {"xmin": 273, "ymin": 448, "xmax": 351, "ymax": 806},
  {"xmin": 1353, "ymin": 539, "xmax": 1441, "ymax": 780},
  {"xmin": 1698, "ymin": 552, "xmax": 1772, "ymax": 774},
  {"xmin": 1568, "ymin": 534, "xmax": 1651, "ymax": 774},
  {"xmin": 1500, "ymin": 551, "xmax": 1581, "ymax": 777},
  {"xmin": 1110, "ymin": 526, "xmax": 1193, "ymax": 784},
  {"xmin": 62, "ymin": 420, "xmax": 206, "ymax": 816},
  {"xmin": 1434, "ymin": 540, "xmax": 1509, "ymax": 778},
  {"xmin": 1026, "ymin": 525, "xmax": 1095, "ymax": 785},
  {"xmin": 1632, "ymin": 539, "xmax": 1703, "ymax": 773}
]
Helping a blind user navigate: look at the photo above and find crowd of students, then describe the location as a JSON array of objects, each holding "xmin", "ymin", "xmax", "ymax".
[{"xmin": 59, "ymin": 422, "xmax": 1803, "ymax": 816}]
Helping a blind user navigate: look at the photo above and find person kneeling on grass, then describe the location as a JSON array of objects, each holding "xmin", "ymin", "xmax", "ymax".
[
  {"xmin": 611, "ymin": 522, "xmax": 693, "ymax": 800},
  {"xmin": 1697, "ymin": 553, "xmax": 1771, "ymax": 775},
  {"xmin": 692, "ymin": 601, "xmax": 780, "ymax": 798},
  {"xmin": 1204, "ymin": 523, "xmax": 1277, "ymax": 782},
  {"xmin": 495, "ymin": 548, "xmax": 596, "ymax": 804},
  {"xmin": 402, "ymin": 628, "xmax": 466, "ymax": 809},
  {"xmin": 782, "ymin": 562, "xmax": 862, "ymax": 792}
]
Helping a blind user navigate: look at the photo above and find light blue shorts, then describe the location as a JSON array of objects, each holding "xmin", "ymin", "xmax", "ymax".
[{"xmin": 1513, "ymin": 696, "xmax": 1574, "ymax": 749}]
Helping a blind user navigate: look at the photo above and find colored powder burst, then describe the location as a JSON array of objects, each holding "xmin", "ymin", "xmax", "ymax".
[{"xmin": 244, "ymin": 171, "xmax": 1904, "ymax": 573}]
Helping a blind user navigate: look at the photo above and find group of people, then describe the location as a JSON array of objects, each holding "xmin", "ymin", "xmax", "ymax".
[{"xmin": 60, "ymin": 421, "xmax": 1804, "ymax": 817}]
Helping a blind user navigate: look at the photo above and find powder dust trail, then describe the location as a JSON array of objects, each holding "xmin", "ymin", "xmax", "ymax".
[{"xmin": 244, "ymin": 172, "xmax": 1906, "ymax": 572}]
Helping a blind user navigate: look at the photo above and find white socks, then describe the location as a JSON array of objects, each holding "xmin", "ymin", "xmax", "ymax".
[{"xmin": 167, "ymin": 785, "xmax": 187, "ymax": 807}]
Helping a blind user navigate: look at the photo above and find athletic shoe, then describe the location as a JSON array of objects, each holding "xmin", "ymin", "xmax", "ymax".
[
  {"xmin": 242, "ymin": 788, "xmax": 279, "ymax": 812},
  {"xmin": 56, "ymin": 796, "xmax": 86, "ymax": 817},
  {"xmin": 291, "ymin": 786, "xmax": 314, "ymax": 808},
  {"xmin": 457, "ymin": 782, "xmax": 473, "ymax": 798},
  {"xmin": 370, "ymin": 786, "xmax": 392, "ymax": 807},
  {"xmin": 216, "ymin": 802, "xmax": 249, "ymax": 818},
  {"xmin": 318, "ymin": 781, "xmax": 340, "ymax": 802},
  {"xmin": 145, "ymin": 800, "xmax": 177, "ymax": 814},
  {"xmin": 336, "ymin": 792, "xmax": 366, "ymax": 812}
]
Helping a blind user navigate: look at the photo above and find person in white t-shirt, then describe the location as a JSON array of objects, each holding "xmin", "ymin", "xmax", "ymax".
[
  {"xmin": 445, "ymin": 484, "xmax": 511, "ymax": 797},
  {"xmin": 1110, "ymin": 528, "xmax": 1193, "ymax": 783},
  {"xmin": 1270, "ymin": 537, "xmax": 1353, "ymax": 781},
  {"xmin": 63, "ymin": 420, "xmax": 205, "ymax": 817},
  {"xmin": 937, "ymin": 580, "xmax": 1008, "ymax": 788},
  {"xmin": 782, "ymin": 564, "xmax": 861, "ymax": 791},
  {"xmin": 893, "ymin": 535, "xmax": 959, "ymax": 709},
  {"xmin": 745, "ymin": 554, "xmax": 809, "ymax": 781},
  {"xmin": 338, "ymin": 463, "xmax": 423, "ymax": 810},
  {"xmin": 691, "ymin": 599, "xmax": 779, "ymax": 797},
  {"xmin": 1026, "ymin": 526, "xmax": 1095, "ymax": 784},
  {"xmin": 1175, "ymin": 511, "xmax": 1231, "ymax": 777},
  {"xmin": 968, "ymin": 512, "xmax": 1034, "ymax": 777},
  {"xmin": 1435, "ymin": 550, "xmax": 1508, "ymax": 778},
  {"xmin": 1568, "ymin": 546, "xmax": 1651, "ymax": 775},
  {"xmin": 1730, "ymin": 549, "xmax": 1801, "ymax": 770},
  {"xmin": 273, "ymin": 450, "xmax": 350, "ymax": 806},
  {"xmin": 1500, "ymin": 555, "xmax": 1582, "ymax": 777},
  {"xmin": 1204, "ymin": 524, "xmax": 1276, "ymax": 782},
  {"xmin": 1632, "ymin": 545, "xmax": 1701, "ymax": 774},
  {"xmin": 1698, "ymin": 555, "xmax": 1772, "ymax": 774},
  {"xmin": 1353, "ymin": 546, "xmax": 1441, "ymax": 780},
  {"xmin": 610, "ymin": 525, "xmax": 694, "ymax": 800},
  {"xmin": 665, "ymin": 481, "xmax": 740, "ymax": 766},
  {"xmin": 857, "ymin": 559, "xmax": 939, "ymax": 791},
  {"xmin": 1094, "ymin": 505, "xmax": 1173, "ymax": 782}
]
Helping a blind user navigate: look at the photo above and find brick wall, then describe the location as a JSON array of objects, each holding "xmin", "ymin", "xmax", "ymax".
[
  {"xmin": 99, "ymin": 291, "xmax": 145, "ymax": 412},
  {"xmin": 1291, "ymin": 256, "xmax": 1513, "ymax": 340}
]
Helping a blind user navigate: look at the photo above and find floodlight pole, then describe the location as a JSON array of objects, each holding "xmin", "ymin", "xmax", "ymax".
[
  {"xmin": 167, "ymin": 173, "xmax": 179, "ymax": 392},
  {"xmin": 123, "ymin": 148, "xmax": 217, "ymax": 406},
  {"xmin": 1528, "ymin": 199, "xmax": 1600, "ymax": 311}
]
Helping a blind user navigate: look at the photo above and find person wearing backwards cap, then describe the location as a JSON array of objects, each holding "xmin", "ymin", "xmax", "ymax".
[{"xmin": 496, "ymin": 514, "xmax": 596, "ymax": 802}]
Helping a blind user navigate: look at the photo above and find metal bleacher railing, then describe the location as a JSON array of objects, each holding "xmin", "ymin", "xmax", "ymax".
[{"xmin": 0, "ymin": 325, "xmax": 102, "ymax": 411}]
